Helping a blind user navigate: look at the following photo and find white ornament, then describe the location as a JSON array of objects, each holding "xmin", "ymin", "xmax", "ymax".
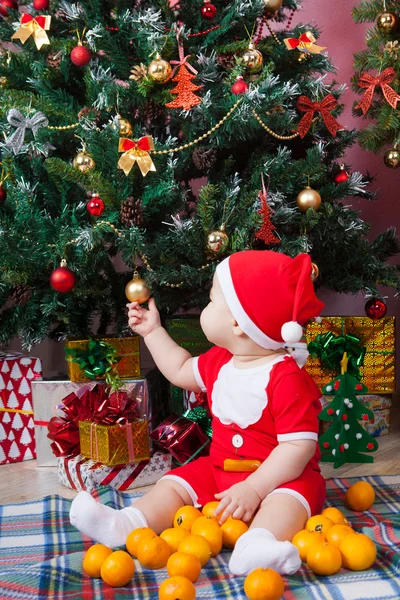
[
  {"xmin": 356, "ymin": 433, "xmax": 362, "ymax": 439},
  {"xmin": 10, "ymin": 362, "xmax": 22, "ymax": 379},
  {"xmin": 344, "ymin": 424, "xmax": 350, "ymax": 430},
  {"xmin": 348, "ymin": 402, "xmax": 353, "ymax": 408},
  {"xmin": 335, "ymin": 434, "xmax": 339, "ymax": 440},
  {"xmin": 8, "ymin": 441, "xmax": 20, "ymax": 459},
  {"xmin": 344, "ymin": 443, "xmax": 349, "ymax": 449},
  {"xmin": 20, "ymin": 427, "xmax": 32, "ymax": 445},
  {"xmin": 336, "ymin": 410, "xmax": 340, "ymax": 415},
  {"xmin": 344, "ymin": 398, "xmax": 349, "ymax": 405},
  {"xmin": 332, "ymin": 449, "xmax": 336, "ymax": 455},
  {"xmin": 18, "ymin": 377, "xmax": 30, "ymax": 396},
  {"xmin": 12, "ymin": 412, "xmax": 23, "ymax": 430},
  {"xmin": 325, "ymin": 385, "xmax": 332, "ymax": 392},
  {"xmin": 7, "ymin": 391, "xmax": 19, "ymax": 408}
]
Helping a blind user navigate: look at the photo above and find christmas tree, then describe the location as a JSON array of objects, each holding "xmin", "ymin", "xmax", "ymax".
[
  {"xmin": 352, "ymin": 0, "xmax": 400, "ymax": 169},
  {"xmin": 0, "ymin": 0, "xmax": 399, "ymax": 348},
  {"xmin": 319, "ymin": 353, "xmax": 378, "ymax": 469}
]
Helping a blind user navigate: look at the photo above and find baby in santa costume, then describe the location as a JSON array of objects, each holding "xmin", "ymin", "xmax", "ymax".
[{"xmin": 70, "ymin": 250, "xmax": 326, "ymax": 576}]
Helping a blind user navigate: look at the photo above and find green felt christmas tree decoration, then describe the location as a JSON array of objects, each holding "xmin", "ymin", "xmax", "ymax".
[{"xmin": 319, "ymin": 353, "xmax": 378, "ymax": 469}]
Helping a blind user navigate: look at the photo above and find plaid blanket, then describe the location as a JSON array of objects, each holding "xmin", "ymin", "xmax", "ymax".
[{"xmin": 0, "ymin": 475, "xmax": 399, "ymax": 599}]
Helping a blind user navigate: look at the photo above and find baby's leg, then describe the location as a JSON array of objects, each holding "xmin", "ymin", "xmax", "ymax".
[
  {"xmin": 70, "ymin": 478, "xmax": 192, "ymax": 548},
  {"xmin": 229, "ymin": 493, "xmax": 307, "ymax": 576}
]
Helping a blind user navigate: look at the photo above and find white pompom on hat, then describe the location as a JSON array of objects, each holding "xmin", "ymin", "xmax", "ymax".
[{"xmin": 216, "ymin": 250, "xmax": 324, "ymax": 350}]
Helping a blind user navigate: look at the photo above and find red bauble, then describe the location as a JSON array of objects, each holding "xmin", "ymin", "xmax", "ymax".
[
  {"xmin": 87, "ymin": 195, "xmax": 105, "ymax": 217},
  {"xmin": 201, "ymin": 0, "xmax": 217, "ymax": 20},
  {"xmin": 0, "ymin": 0, "xmax": 18, "ymax": 17},
  {"xmin": 232, "ymin": 77, "xmax": 249, "ymax": 95},
  {"xmin": 0, "ymin": 185, "xmax": 6, "ymax": 203},
  {"xmin": 365, "ymin": 297, "xmax": 387, "ymax": 320},
  {"xmin": 367, "ymin": 442, "xmax": 374, "ymax": 450},
  {"xmin": 50, "ymin": 264, "xmax": 76, "ymax": 293},
  {"xmin": 323, "ymin": 442, "xmax": 330, "ymax": 449},
  {"xmin": 334, "ymin": 164, "xmax": 349, "ymax": 184},
  {"xmin": 70, "ymin": 45, "xmax": 92, "ymax": 67},
  {"xmin": 33, "ymin": 0, "xmax": 49, "ymax": 9}
]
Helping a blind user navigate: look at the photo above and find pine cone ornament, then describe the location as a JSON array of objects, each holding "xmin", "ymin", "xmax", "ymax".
[
  {"xmin": 46, "ymin": 50, "xmax": 63, "ymax": 69},
  {"xmin": 192, "ymin": 146, "xmax": 217, "ymax": 172},
  {"xmin": 78, "ymin": 106, "xmax": 101, "ymax": 123},
  {"xmin": 10, "ymin": 284, "xmax": 32, "ymax": 306},
  {"xmin": 143, "ymin": 100, "xmax": 164, "ymax": 122},
  {"xmin": 120, "ymin": 197, "xmax": 143, "ymax": 226},
  {"xmin": 129, "ymin": 63, "xmax": 147, "ymax": 82},
  {"xmin": 217, "ymin": 52, "xmax": 237, "ymax": 70}
]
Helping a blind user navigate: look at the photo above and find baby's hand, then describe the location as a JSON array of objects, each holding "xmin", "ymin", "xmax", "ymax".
[
  {"xmin": 127, "ymin": 297, "xmax": 161, "ymax": 338},
  {"xmin": 214, "ymin": 481, "xmax": 261, "ymax": 524}
]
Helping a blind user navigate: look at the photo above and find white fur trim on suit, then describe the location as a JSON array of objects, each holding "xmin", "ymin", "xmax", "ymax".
[
  {"xmin": 160, "ymin": 474, "xmax": 201, "ymax": 508},
  {"xmin": 216, "ymin": 258, "xmax": 283, "ymax": 350},
  {"xmin": 192, "ymin": 356, "xmax": 206, "ymax": 392},
  {"xmin": 268, "ymin": 488, "xmax": 311, "ymax": 519},
  {"xmin": 277, "ymin": 432, "xmax": 319, "ymax": 442}
]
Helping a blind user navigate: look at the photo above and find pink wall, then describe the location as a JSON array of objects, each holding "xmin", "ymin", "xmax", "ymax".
[{"xmin": 7, "ymin": 0, "xmax": 400, "ymax": 384}]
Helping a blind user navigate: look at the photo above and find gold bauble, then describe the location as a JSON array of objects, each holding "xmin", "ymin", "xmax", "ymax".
[
  {"xmin": 264, "ymin": 0, "xmax": 283, "ymax": 12},
  {"xmin": 242, "ymin": 43, "xmax": 263, "ymax": 74},
  {"xmin": 311, "ymin": 262, "xmax": 319, "ymax": 281},
  {"xmin": 119, "ymin": 117, "xmax": 132, "ymax": 137},
  {"xmin": 73, "ymin": 150, "xmax": 95, "ymax": 173},
  {"xmin": 148, "ymin": 53, "xmax": 172, "ymax": 84},
  {"xmin": 383, "ymin": 147, "xmax": 400, "ymax": 169},
  {"xmin": 207, "ymin": 229, "xmax": 229, "ymax": 255},
  {"xmin": 125, "ymin": 275, "xmax": 152, "ymax": 304},
  {"xmin": 377, "ymin": 12, "xmax": 398, "ymax": 34},
  {"xmin": 296, "ymin": 186, "xmax": 322, "ymax": 212}
]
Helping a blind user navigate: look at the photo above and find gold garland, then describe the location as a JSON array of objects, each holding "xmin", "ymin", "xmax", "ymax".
[
  {"xmin": 47, "ymin": 122, "xmax": 80, "ymax": 131},
  {"xmin": 252, "ymin": 109, "xmax": 300, "ymax": 140}
]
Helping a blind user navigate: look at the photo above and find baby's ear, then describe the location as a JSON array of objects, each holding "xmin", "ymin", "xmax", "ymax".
[{"xmin": 232, "ymin": 319, "xmax": 245, "ymax": 337}]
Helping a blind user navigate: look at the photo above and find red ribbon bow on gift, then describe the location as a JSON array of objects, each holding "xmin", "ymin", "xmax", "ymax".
[
  {"xmin": 118, "ymin": 136, "xmax": 156, "ymax": 177},
  {"xmin": 284, "ymin": 32, "xmax": 326, "ymax": 54},
  {"xmin": 354, "ymin": 68, "xmax": 400, "ymax": 115},
  {"xmin": 11, "ymin": 13, "xmax": 51, "ymax": 50},
  {"xmin": 297, "ymin": 94, "xmax": 344, "ymax": 139}
]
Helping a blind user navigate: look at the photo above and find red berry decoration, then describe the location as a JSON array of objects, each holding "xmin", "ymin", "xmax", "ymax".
[
  {"xmin": 339, "ymin": 444, "xmax": 345, "ymax": 453},
  {"xmin": 0, "ymin": 185, "xmax": 6, "ymax": 203},
  {"xmin": 323, "ymin": 442, "xmax": 330, "ymax": 449},
  {"xmin": 365, "ymin": 297, "xmax": 387, "ymax": 320},
  {"xmin": 71, "ymin": 45, "xmax": 92, "ymax": 67},
  {"xmin": 0, "ymin": 0, "xmax": 18, "ymax": 17},
  {"xmin": 355, "ymin": 383, "xmax": 363, "ymax": 391},
  {"xmin": 367, "ymin": 442, "xmax": 374, "ymax": 450},
  {"xmin": 201, "ymin": 0, "xmax": 217, "ymax": 20},
  {"xmin": 342, "ymin": 414, "xmax": 348, "ymax": 421},
  {"xmin": 327, "ymin": 408, "xmax": 334, "ymax": 415},
  {"xmin": 232, "ymin": 77, "xmax": 249, "ymax": 95},
  {"xmin": 334, "ymin": 164, "xmax": 349, "ymax": 184},
  {"xmin": 362, "ymin": 414, "xmax": 369, "ymax": 421},
  {"xmin": 50, "ymin": 261, "xmax": 76, "ymax": 293},
  {"xmin": 33, "ymin": 0, "xmax": 49, "ymax": 10},
  {"xmin": 87, "ymin": 194, "xmax": 105, "ymax": 217},
  {"xmin": 334, "ymin": 380, "xmax": 340, "ymax": 390}
]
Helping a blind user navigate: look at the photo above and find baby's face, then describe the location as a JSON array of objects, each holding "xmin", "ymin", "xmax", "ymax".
[{"xmin": 200, "ymin": 273, "xmax": 234, "ymax": 347}]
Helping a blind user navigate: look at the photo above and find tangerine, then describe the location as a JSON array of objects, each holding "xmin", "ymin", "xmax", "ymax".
[
  {"xmin": 202, "ymin": 501, "xmax": 220, "ymax": 517},
  {"xmin": 221, "ymin": 518, "xmax": 249, "ymax": 549},
  {"xmin": 158, "ymin": 575, "xmax": 196, "ymax": 600},
  {"xmin": 291, "ymin": 530, "xmax": 325, "ymax": 562},
  {"xmin": 100, "ymin": 550, "xmax": 135, "ymax": 587},
  {"xmin": 339, "ymin": 533, "xmax": 377, "ymax": 570},
  {"xmin": 126, "ymin": 527, "xmax": 156, "ymax": 557},
  {"xmin": 306, "ymin": 514, "xmax": 334, "ymax": 535},
  {"xmin": 345, "ymin": 481, "xmax": 375, "ymax": 512},
  {"xmin": 325, "ymin": 524, "xmax": 354, "ymax": 548},
  {"xmin": 83, "ymin": 543, "xmax": 113, "ymax": 578},
  {"xmin": 161, "ymin": 527, "xmax": 191, "ymax": 554},
  {"xmin": 174, "ymin": 505, "xmax": 202, "ymax": 531},
  {"xmin": 243, "ymin": 568, "xmax": 285, "ymax": 600},
  {"xmin": 191, "ymin": 518, "xmax": 222, "ymax": 557},
  {"xmin": 306, "ymin": 541, "xmax": 342, "ymax": 576},
  {"xmin": 137, "ymin": 535, "xmax": 171, "ymax": 569},
  {"xmin": 321, "ymin": 507, "xmax": 350, "ymax": 526},
  {"xmin": 178, "ymin": 533, "xmax": 212, "ymax": 567},
  {"xmin": 167, "ymin": 551, "xmax": 202, "ymax": 583}
]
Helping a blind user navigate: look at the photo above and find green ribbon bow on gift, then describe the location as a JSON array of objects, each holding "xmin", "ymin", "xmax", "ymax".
[
  {"xmin": 183, "ymin": 406, "xmax": 213, "ymax": 439},
  {"xmin": 65, "ymin": 339, "xmax": 122, "ymax": 390},
  {"xmin": 307, "ymin": 331, "xmax": 366, "ymax": 379}
]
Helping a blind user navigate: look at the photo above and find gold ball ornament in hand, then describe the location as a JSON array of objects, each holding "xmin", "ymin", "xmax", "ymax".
[
  {"xmin": 125, "ymin": 273, "xmax": 152, "ymax": 304},
  {"xmin": 242, "ymin": 43, "xmax": 263, "ymax": 74},
  {"xmin": 383, "ymin": 147, "xmax": 400, "ymax": 169},
  {"xmin": 296, "ymin": 186, "xmax": 322, "ymax": 212},
  {"xmin": 73, "ymin": 150, "xmax": 95, "ymax": 173},
  {"xmin": 206, "ymin": 229, "xmax": 229, "ymax": 255},
  {"xmin": 148, "ymin": 53, "xmax": 172, "ymax": 84},
  {"xmin": 377, "ymin": 12, "xmax": 398, "ymax": 34}
]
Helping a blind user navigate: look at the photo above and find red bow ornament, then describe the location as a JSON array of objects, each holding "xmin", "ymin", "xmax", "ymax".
[
  {"xmin": 12, "ymin": 14, "xmax": 51, "ymax": 50},
  {"xmin": 118, "ymin": 136, "xmax": 156, "ymax": 177},
  {"xmin": 284, "ymin": 32, "xmax": 326, "ymax": 55},
  {"xmin": 354, "ymin": 68, "xmax": 400, "ymax": 115},
  {"xmin": 297, "ymin": 94, "xmax": 344, "ymax": 139}
]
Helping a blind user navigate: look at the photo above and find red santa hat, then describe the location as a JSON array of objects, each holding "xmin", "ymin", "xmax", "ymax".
[{"xmin": 216, "ymin": 250, "xmax": 324, "ymax": 350}]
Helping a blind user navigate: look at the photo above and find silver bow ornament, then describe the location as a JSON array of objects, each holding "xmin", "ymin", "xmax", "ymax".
[{"xmin": 5, "ymin": 109, "xmax": 49, "ymax": 155}]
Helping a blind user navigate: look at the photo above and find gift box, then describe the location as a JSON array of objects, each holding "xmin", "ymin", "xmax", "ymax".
[
  {"xmin": 320, "ymin": 394, "xmax": 392, "ymax": 438},
  {"xmin": 57, "ymin": 451, "xmax": 172, "ymax": 492},
  {"xmin": 0, "ymin": 352, "xmax": 42, "ymax": 465},
  {"xmin": 150, "ymin": 413, "xmax": 210, "ymax": 465},
  {"xmin": 65, "ymin": 336, "xmax": 140, "ymax": 382},
  {"xmin": 165, "ymin": 317, "xmax": 212, "ymax": 414},
  {"xmin": 305, "ymin": 317, "xmax": 395, "ymax": 393},
  {"xmin": 33, "ymin": 378, "xmax": 150, "ymax": 467},
  {"xmin": 79, "ymin": 419, "xmax": 150, "ymax": 466}
]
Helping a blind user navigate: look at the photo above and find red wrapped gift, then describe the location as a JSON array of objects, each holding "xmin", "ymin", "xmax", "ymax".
[
  {"xmin": 150, "ymin": 413, "xmax": 210, "ymax": 465},
  {"xmin": 0, "ymin": 352, "xmax": 42, "ymax": 464}
]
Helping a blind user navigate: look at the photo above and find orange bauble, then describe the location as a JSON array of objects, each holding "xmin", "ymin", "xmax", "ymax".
[
  {"xmin": 325, "ymin": 524, "xmax": 354, "ymax": 548},
  {"xmin": 160, "ymin": 527, "xmax": 190, "ymax": 554},
  {"xmin": 137, "ymin": 535, "xmax": 171, "ymax": 569},
  {"xmin": 306, "ymin": 514, "xmax": 334, "ymax": 536},
  {"xmin": 83, "ymin": 543, "xmax": 113, "ymax": 578},
  {"xmin": 174, "ymin": 505, "xmax": 202, "ymax": 531},
  {"xmin": 345, "ymin": 481, "xmax": 375, "ymax": 512},
  {"xmin": 100, "ymin": 550, "xmax": 135, "ymax": 587},
  {"xmin": 243, "ymin": 568, "xmax": 285, "ymax": 600},
  {"xmin": 178, "ymin": 534, "xmax": 212, "ymax": 567},
  {"xmin": 191, "ymin": 517, "xmax": 222, "ymax": 557},
  {"xmin": 221, "ymin": 518, "xmax": 249, "ymax": 549},
  {"xmin": 306, "ymin": 542, "xmax": 342, "ymax": 576},
  {"xmin": 158, "ymin": 575, "xmax": 196, "ymax": 600},
  {"xmin": 339, "ymin": 533, "xmax": 377, "ymax": 571},
  {"xmin": 167, "ymin": 551, "xmax": 202, "ymax": 583},
  {"xmin": 202, "ymin": 501, "xmax": 220, "ymax": 517},
  {"xmin": 126, "ymin": 527, "xmax": 156, "ymax": 557},
  {"xmin": 292, "ymin": 530, "xmax": 325, "ymax": 562},
  {"xmin": 321, "ymin": 507, "xmax": 350, "ymax": 526}
]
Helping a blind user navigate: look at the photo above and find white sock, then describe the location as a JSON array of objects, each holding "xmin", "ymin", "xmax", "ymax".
[
  {"xmin": 229, "ymin": 528, "xmax": 301, "ymax": 576},
  {"xmin": 69, "ymin": 491, "xmax": 148, "ymax": 548}
]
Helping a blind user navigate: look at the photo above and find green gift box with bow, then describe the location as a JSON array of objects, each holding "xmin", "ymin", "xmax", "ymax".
[{"xmin": 65, "ymin": 337, "xmax": 140, "ymax": 383}]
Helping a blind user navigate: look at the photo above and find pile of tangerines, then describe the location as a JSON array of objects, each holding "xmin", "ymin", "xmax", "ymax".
[{"xmin": 81, "ymin": 480, "xmax": 378, "ymax": 600}]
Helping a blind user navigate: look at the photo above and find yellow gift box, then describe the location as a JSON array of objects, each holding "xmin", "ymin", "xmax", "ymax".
[
  {"xmin": 305, "ymin": 317, "xmax": 395, "ymax": 393},
  {"xmin": 65, "ymin": 336, "xmax": 140, "ymax": 382},
  {"xmin": 79, "ymin": 419, "xmax": 150, "ymax": 466}
]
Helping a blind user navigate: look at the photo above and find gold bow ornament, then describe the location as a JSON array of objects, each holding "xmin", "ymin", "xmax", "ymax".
[
  {"xmin": 12, "ymin": 14, "xmax": 51, "ymax": 50},
  {"xmin": 118, "ymin": 136, "xmax": 156, "ymax": 177},
  {"xmin": 284, "ymin": 32, "xmax": 326, "ymax": 55}
]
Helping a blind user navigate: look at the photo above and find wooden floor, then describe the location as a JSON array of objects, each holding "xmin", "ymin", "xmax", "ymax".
[{"xmin": 1, "ymin": 400, "xmax": 399, "ymax": 504}]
